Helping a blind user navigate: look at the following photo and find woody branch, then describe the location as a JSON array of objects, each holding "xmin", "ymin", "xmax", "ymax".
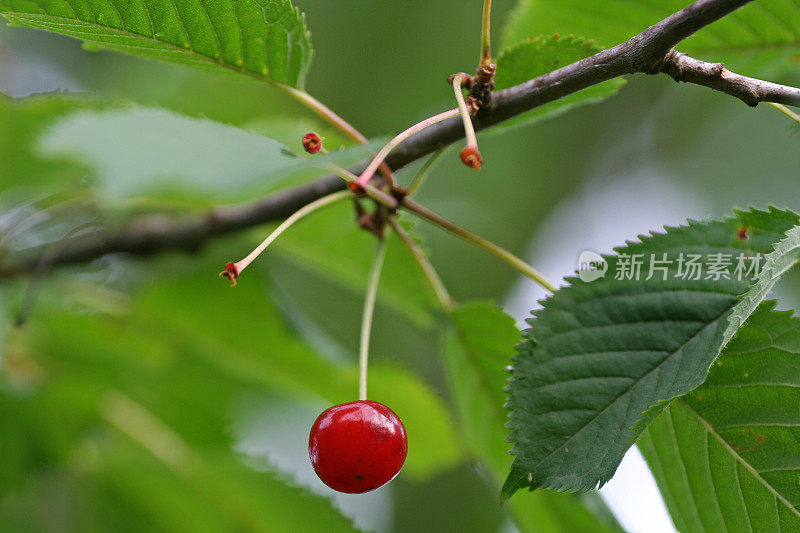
[{"xmin": 1, "ymin": 0, "xmax": 797, "ymax": 279}]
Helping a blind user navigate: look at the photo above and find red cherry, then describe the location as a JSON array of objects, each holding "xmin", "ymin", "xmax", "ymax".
[{"xmin": 308, "ymin": 400, "xmax": 407, "ymax": 494}]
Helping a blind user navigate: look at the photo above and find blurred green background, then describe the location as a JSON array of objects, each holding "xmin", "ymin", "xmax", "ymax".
[{"xmin": 1, "ymin": 0, "xmax": 798, "ymax": 531}]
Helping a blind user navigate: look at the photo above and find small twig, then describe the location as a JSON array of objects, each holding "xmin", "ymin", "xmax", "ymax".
[
  {"xmin": 359, "ymin": 234, "xmax": 389, "ymax": 401},
  {"xmin": 654, "ymin": 49, "xmax": 800, "ymax": 107},
  {"xmin": 282, "ymin": 87, "xmax": 369, "ymax": 146},
  {"xmin": 471, "ymin": 0, "xmax": 497, "ymax": 106},
  {"xmin": 388, "ymin": 216, "xmax": 454, "ymax": 311},
  {"xmin": 317, "ymin": 162, "xmax": 398, "ymax": 209},
  {"xmin": 281, "ymin": 85, "xmax": 395, "ymax": 184}
]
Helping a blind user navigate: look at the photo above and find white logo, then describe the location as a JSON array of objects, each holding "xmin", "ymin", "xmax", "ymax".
[{"xmin": 577, "ymin": 250, "xmax": 607, "ymax": 282}]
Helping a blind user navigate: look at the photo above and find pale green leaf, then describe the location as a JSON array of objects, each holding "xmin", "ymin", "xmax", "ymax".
[
  {"xmin": 0, "ymin": 248, "xmax": 461, "ymax": 524},
  {"xmin": 132, "ymin": 259, "xmax": 462, "ymax": 481},
  {"xmin": 0, "ymin": 93, "xmax": 99, "ymax": 190},
  {"xmin": 35, "ymin": 105, "xmax": 376, "ymax": 201},
  {"xmin": 0, "ymin": 297, "xmax": 359, "ymax": 531}
]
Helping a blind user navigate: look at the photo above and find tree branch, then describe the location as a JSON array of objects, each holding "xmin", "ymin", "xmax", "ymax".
[
  {"xmin": 654, "ymin": 49, "xmax": 800, "ymax": 107},
  {"xmin": 0, "ymin": 177, "xmax": 346, "ymax": 277},
  {"xmin": 3, "ymin": 0, "xmax": 798, "ymax": 278}
]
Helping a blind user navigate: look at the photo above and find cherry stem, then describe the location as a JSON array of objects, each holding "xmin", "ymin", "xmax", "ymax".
[
  {"xmin": 359, "ymin": 233, "xmax": 389, "ymax": 401},
  {"xmin": 401, "ymin": 198, "xmax": 557, "ymax": 292},
  {"xmin": 356, "ymin": 108, "xmax": 461, "ymax": 188},
  {"xmin": 281, "ymin": 86, "xmax": 395, "ymax": 185},
  {"xmin": 407, "ymin": 149, "xmax": 445, "ymax": 196},
  {"xmin": 481, "ymin": 0, "xmax": 493, "ymax": 68},
  {"xmin": 768, "ymin": 102, "xmax": 800, "ymax": 125},
  {"xmin": 224, "ymin": 190, "xmax": 350, "ymax": 283},
  {"xmin": 389, "ymin": 216, "xmax": 454, "ymax": 310},
  {"xmin": 452, "ymin": 74, "xmax": 479, "ymax": 150},
  {"xmin": 282, "ymin": 86, "xmax": 369, "ymax": 146}
]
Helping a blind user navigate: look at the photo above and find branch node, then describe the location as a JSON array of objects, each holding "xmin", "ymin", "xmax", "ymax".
[{"xmin": 471, "ymin": 62, "xmax": 496, "ymax": 109}]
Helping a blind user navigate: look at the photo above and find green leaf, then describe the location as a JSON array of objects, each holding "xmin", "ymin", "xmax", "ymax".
[
  {"xmin": 35, "ymin": 105, "xmax": 376, "ymax": 202},
  {"xmin": 503, "ymin": 0, "xmax": 800, "ymax": 70},
  {"xmin": 0, "ymin": 0, "xmax": 313, "ymax": 88},
  {"xmin": 444, "ymin": 303, "xmax": 521, "ymax": 473},
  {"xmin": 639, "ymin": 303, "xmax": 800, "ymax": 532},
  {"xmin": 494, "ymin": 35, "xmax": 625, "ymax": 129},
  {"xmin": 502, "ymin": 207, "xmax": 800, "ymax": 499},
  {"xmin": 39, "ymin": 106, "xmax": 295, "ymax": 200},
  {"xmin": 444, "ymin": 302, "xmax": 623, "ymax": 533}
]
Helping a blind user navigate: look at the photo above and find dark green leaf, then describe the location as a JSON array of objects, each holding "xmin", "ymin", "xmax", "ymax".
[
  {"xmin": 639, "ymin": 303, "xmax": 800, "ymax": 532},
  {"xmin": 503, "ymin": 207, "xmax": 799, "ymax": 498},
  {"xmin": 0, "ymin": 0, "xmax": 313, "ymax": 87},
  {"xmin": 444, "ymin": 302, "xmax": 521, "ymax": 473},
  {"xmin": 503, "ymin": 0, "xmax": 800, "ymax": 70},
  {"xmin": 494, "ymin": 34, "xmax": 625, "ymax": 129}
]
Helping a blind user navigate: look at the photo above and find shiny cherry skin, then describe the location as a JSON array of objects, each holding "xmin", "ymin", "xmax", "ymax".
[{"xmin": 308, "ymin": 400, "xmax": 408, "ymax": 493}]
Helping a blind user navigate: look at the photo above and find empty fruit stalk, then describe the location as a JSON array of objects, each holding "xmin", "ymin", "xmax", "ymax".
[
  {"xmin": 355, "ymin": 108, "xmax": 461, "ymax": 188},
  {"xmin": 220, "ymin": 190, "xmax": 350, "ymax": 285},
  {"xmin": 451, "ymin": 73, "xmax": 482, "ymax": 170}
]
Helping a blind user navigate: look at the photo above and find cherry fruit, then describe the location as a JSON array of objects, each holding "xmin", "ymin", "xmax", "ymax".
[{"xmin": 308, "ymin": 400, "xmax": 407, "ymax": 493}]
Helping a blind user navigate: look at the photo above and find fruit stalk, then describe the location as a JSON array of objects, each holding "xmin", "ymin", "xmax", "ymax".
[{"xmin": 359, "ymin": 234, "xmax": 389, "ymax": 400}]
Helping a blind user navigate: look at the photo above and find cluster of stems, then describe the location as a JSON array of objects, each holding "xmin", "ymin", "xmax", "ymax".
[{"xmin": 220, "ymin": 0, "xmax": 558, "ymax": 401}]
